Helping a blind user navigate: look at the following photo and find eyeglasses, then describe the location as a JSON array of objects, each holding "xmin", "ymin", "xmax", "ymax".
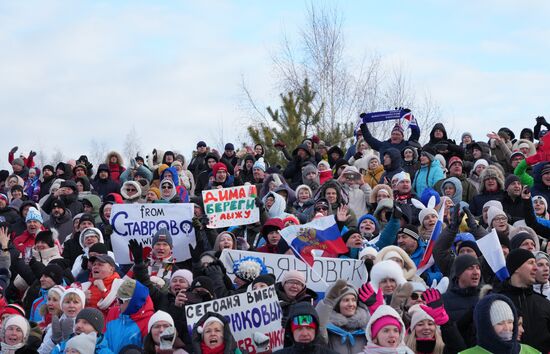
[
  {"xmin": 161, "ymin": 185, "xmax": 172, "ymax": 190},
  {"xmin": 292, "ymin": 315, "xmax": 314, "ymax": 326},
  {"xmin": 285, "ymin": 280, "xmax": 304, "ymax": 287},
  {"xmin": 314, "ymin": 206, "xmax": 328, "ymax": 212},
  {"xmin": 410, "ymin": 292, "xmax": 424, "ymax": 300},
  {"xmin": 493, "ymin": 216, "xmax": 508, "ymax": 223}
]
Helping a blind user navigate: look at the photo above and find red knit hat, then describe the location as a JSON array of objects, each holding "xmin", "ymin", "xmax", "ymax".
[
  {"xmin": 371, "ymin": 315, "xmax": 402, "ymax": 339},
  {"xmin": 212, "ymin": 162, "xmax": 227, "ymax": 176}
]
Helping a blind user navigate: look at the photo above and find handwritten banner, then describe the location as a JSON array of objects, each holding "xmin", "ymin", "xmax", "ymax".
[
  {"xmin": 109, "ymin": 203, "xmax": 196, "ymax": 264},
  {"xmin": 202, "ymin": 185, "xmax": 259, "ymax": 228},
  {"xmin": 185, "ymin": 286, "xmax": 284, "ymax": 354},
  {"xmin": 219, "ymin": 249, "xmax": 368, "ymax": 296}
]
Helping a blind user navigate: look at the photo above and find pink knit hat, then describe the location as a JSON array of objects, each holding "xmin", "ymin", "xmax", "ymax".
[{"xmin": 371, "ymin": 315, "xmax": 402, "ymax": 340}]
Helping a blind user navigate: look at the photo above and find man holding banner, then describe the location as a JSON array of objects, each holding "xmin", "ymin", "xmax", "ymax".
[{"xmin": 359, "ymin": 108, "xmax": 421, "ymax": 158}]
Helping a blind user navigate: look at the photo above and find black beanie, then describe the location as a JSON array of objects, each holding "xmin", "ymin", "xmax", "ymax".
[
  {"xmin": 35, "ymin": 230, "xmax": 55, "ymax": 248},
  {"xmin": 51, "ymin": 198, "xmax": 66, "ymax": 210},
  {"xmin": 506, "ymin": 248, "xmax": 535, "ymax": 276},
  {"xmin": 504, "ymin": 174, "xmax": 521, "ymax": 190},
  {"xmin": 79, "ymin": 213, "xmax": 95, "ymax": 226},
  {"xmin": 89, "ymin": 243, "xmax": 108, "ymax": 255},
  {"xmin": 76, "ymin": 308, "xmax": 104, "ymax": 333},
  {"xmin": 498, "ymin": 233, "xmax": 511, "ymax": 250},
  {"xmin": 510, "ymin": 232, "xmax": 534, "ymax": 250},
  {"xmin": 191, "ymin": 276, "xmax": 216, "ymax": 298},
  {"xmin": 42, "ymin": 264, "xmax": 64, "ymax": 285},
  {"xmin": 451, "ymin": 254, "xmax": 480, "ymax": 280},
  {"xmin": 342, "ymin": 228, "xmax": 361, "ymax": 244},
  {"xmin": 251, "ymin": 274, "xmax": 276, "ymax": 288}
]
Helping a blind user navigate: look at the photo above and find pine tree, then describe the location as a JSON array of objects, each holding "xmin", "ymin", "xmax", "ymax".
[{"xmin": 248, "ymin": 78, "xmax": 353, "ymax": 167}]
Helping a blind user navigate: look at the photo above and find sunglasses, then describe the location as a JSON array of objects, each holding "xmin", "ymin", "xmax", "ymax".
[
  {"xmin": 315, "ymin": 206, "xmax": 328, "ymax": 212},
  {"xmin": 410, "ymin": 292, "xmax": 424, "ymax": 301},
  {"xmin": 292, "ymin": 315, "xmax": 313, "ymax": 326},
  {"xmin": 126, "ymin": 188, "xmax": 137, "ymax": 192},
  {"xmin": 117, "ymin": 298, "xmax": 129, "ymax": 305},
  {"xmin": 161, "ymin": 185, "xmax": 172, "ymax": 190}
]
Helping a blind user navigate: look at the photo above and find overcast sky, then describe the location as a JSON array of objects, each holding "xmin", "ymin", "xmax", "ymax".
[{"xmin": 1, "ymin": 1, "xmax": 549, "ymax": 170}]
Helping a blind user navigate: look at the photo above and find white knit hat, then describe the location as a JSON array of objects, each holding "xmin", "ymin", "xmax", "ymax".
[
  {"xmin": 170, "ymin": 269, "xmax": 193, "ymax": 286},
  {"xmin": 3, "ymin": 315, "xmax": 30, "ymax": 340},
  {"xmin": 483, "ymin": 200, "xmax": 503, "ymax": 212},
  {"xmin": 408, "ymin": 304, "xmax": 435, "ymax": 330},
  {"xmin": 61, "ymin": 288, "xmax": 86, "ymax": 307},
  {"xmin": 489, "ymin": 300, "xmax": 514, "ymax": 326},
  {"xmin": 48, "ymin": 285, "xmax": 66, "ymax": 299},
  {"xmin": 359, "ymin": 246, "xmax": 378, "ymax": 261},
  {"xmin": 197, "ymin": 316, "xmax": 225, "ymax": 335},
  {"xmin": 473, "ymin": 159, "xmax": 489, "ymax": 171},
  {"xmin": 66, "ymin": 332, "xmax": 97, "ymax": 354},
  {"xmin": 148, "ymin": 310, "xmax": 175, "ymax": 332},
  {"xmin": 487, "ymin": 206, "xmax": 507, "ymax": 227},
  {"xmin": 419, "ymin": 208, "xmax": 438, "ymax": 223}
]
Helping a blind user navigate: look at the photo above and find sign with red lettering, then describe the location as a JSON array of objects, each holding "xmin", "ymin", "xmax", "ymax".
[
  {"xmin": 185, "ymin": 286, "xmax": 284, "ymax": 354},
  {"xmin": 202, "ymin": 185, "xmax": 259, "ymax": 228}
]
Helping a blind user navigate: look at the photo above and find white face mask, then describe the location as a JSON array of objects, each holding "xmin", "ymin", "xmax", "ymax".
[{"xmin": 497, "ymin": 331, "xmax": 513, "ymax": 341}]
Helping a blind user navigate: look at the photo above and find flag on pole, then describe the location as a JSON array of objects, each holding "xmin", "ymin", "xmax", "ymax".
[
  {"xmin": 416, "ymin": 204, "xmax": 445, "ymax": 276},
  {"xmin": 476, "ymin": 229, "xmax": 509, "ymax": 281},
  {"xmin": 279, "ymin": 216, "xmax": 348, "ymax": 266}
]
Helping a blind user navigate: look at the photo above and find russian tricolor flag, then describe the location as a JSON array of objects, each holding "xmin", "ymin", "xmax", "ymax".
[
  {"xmin": 476, "ymin": 229, "xmax": 510, "ymax": 281},
  {"xmin": 416, "ymin": 205, "xmax": 445, "ymax": 276},
  {"xmin": 279, "ymin": 216, "xmax": 348, "ymax": 266}
]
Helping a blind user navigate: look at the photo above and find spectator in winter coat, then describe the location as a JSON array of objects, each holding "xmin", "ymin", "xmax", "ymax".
[
  {"xmin": 284, "ymin": 144, "xmax": 316, "ymax": 189},
  {"xmin": 39, "ymin": 165, "xmax": 56, "ymax": 200},
  {"xmin": 143, "ymin": 311, "xmax": 187, "ymax": 354},
  {"xmin": 42, "ymin": 180, "xmax": 83, "ymax": 218},
  {"xmin": 0, "ymin": 315, "xmax": 36, "ymax": 353},
  {"xmin": 495, "ymin": 248, "xmax": 550, "ymax": 353},
  {"xmin": 104, "ymin": 278, "xmax": 154, "ymax": 353},
  {"xmin": 13, "ymin": 207, "xmax": 46, "ymax": 258},
  {"xmin": 434, "ymin": 156, "xmax": 478, "ymax": 204},
  {"xmin": 276, "ymin": 271, "xmax": 318, "ymax": 327},
  {"xmin": 315, "ymin": 280, "xmax": 369, "ymax": 354},
  {"xmin": 92, "ymin": 164, "xmax": 120, "ymax": 200},
  {"xmin": 338, "ymin": 166, "xmax": 371, "ymax": 219},
  {"xmin": 362, "ymin": 155, "xmax": 385, "ymax": 189},
  {"xmin": 191, "ymin": 312, "xmax": 243, "ymax": 354},
  {"xmin": 459, "ymin": 294, "xmax": 540, "ymax": 354},
  {"xmin": 360, "ymin": 120, "xmax": 420, "ymax": 160},
  {"xmin": 82, "ymin": 254, "xmax": 122, "ymax": 317},
  {"xmin": 530, "ymin": 162, "xmax": 550, "ymax": 203},
  {"xmin": 256, "ymin": 218, "xmax": 284, "ymax": 254},
  {"xmin": 195, "ymin": 153, "xmax": 219, "ymax": 195},
  {"xmin": 468, "ymin": 159, "xmax": 488, "ymax": 192},
  {"xmin": 413, "ymin": 149, "xmax": 445, "ymax": 197},
  {"xmin": 379, "ymin": 148, "xmax": 404, "ymax": 185},
  {"xmin": 188, "ymin": 141, "xmax": 209, "ymax": 182},
  {"xmin": 51, "ymin": 308, "xmax": 113, "ymax": 354},
  {"xmin": 401, "ymin": 146, "xmax": 420, "ymax": 179},
  {"xmin": 360, "ymin": 304, "xmax": 413, "ymax": 354},
  {"xmin": 105, "ymin": 151, "xmax": 125, "ymax": 184},
  {"xmin": 501, "ymin": 175, "xmax": 528, "ymax": 224},
  {"xmin": 469, "ymin": 165, "xmax": 506, "ymax": 216},
  {"xmin": 423, "ymin": 123, "xmax": 464, "ymax": 161},
  {"xmin": 442, "ymin": 255, "xmax": 481, "ymax": 348},
  {"xmin": 44, "ymin": 198, "xmax": 73, "ymax": 243},
  {"xmin": 0, "ymin": 193, "xmax": 20, "ymax": 229}
]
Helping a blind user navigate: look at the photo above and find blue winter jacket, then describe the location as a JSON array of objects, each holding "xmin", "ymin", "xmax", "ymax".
[{"xmin": 413, "ymin": 160, "xmax": 445, "ymax": 197}]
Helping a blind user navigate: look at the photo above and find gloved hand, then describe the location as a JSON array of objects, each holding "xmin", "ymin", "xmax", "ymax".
[
  {"xmin": 254, "ymin": 197, "xmax": 264, "ymax": 209},
  {"xmin": 324, "ymin": 279, "xmax": 348, "ymax": 307},
  {"xmin": 462, "ymin": 206, "xmax": 477, "ymax": 230},
  {"xmin": 28, "ymin": 150, "xmax": 36, "ymax": 158},
  {"xmin": 389, "ymin": 283, "xmax": 413, "ymax": 313},
  {"xmin": 358, "ymin": 282, "xmax": 384, "ymax": 314},
  {"xmin": 81, "ymin": 256, "xmax": 88, "ymax": 270},
  {"xmin": 128, "ymin": 239, "xmax": 143, "ymax": 264},
  {"xmin": 536, "ymin": 116, "xmax": 548, "ymax": 125},
  {"xmin": 420, "ymin": 289, "xmax": 449, "ymax": 325},
  {"xmin": 353, "ymin": 151, "xmax": 363, "ymax": 160},
  {"xmin": 159, "ymin": 326, "xmax": 176, "ymax": 350},
  {"xmin": 430, "ymin": 277, "xmax": 449, "ymax": 294},
  {"xmin": 9, "ymin": 146, "xmax": 18, "ymax": 155},
  {"xmin": 449, "ymin": 205, "xmax": 462, "ymax": 232},
  {"xmin": 51, "ymin": 315, "xmax": 62, "ymax": 344},
  {"xmin": 391, "ymin": 204, "xmax": 403, "ymax": 220}
]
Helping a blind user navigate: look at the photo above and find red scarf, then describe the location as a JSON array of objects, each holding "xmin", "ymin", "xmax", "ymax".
[{"xmin": 200, "ymin": 342, "xmax": 224, "ymax": 354}]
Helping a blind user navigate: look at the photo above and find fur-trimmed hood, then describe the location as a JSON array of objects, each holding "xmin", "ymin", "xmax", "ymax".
[
  {"xmin": 479, "ymin": 165, "xmax": 505, "ymax": 193},
  {"xmin": 105, "ymin": 151, "xmax": 124, "ymax": 166},
  {"xmin": 369, "ymin": 184, "xmax": 393, "ymax": 204},
  {"xmin": 440, "ymin": 176, "xmax": 463, "ymax": 205},
  {"xmin": 375, "ymin": 246, "xmax": 417, "ymax": 280},
  {"xmin": 512, "ymin": 139, "xmax": 537, "ymax": 157},
  {"xmin": 120, "ymin": 181, "xmax": 142, "ymax": 201}
]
